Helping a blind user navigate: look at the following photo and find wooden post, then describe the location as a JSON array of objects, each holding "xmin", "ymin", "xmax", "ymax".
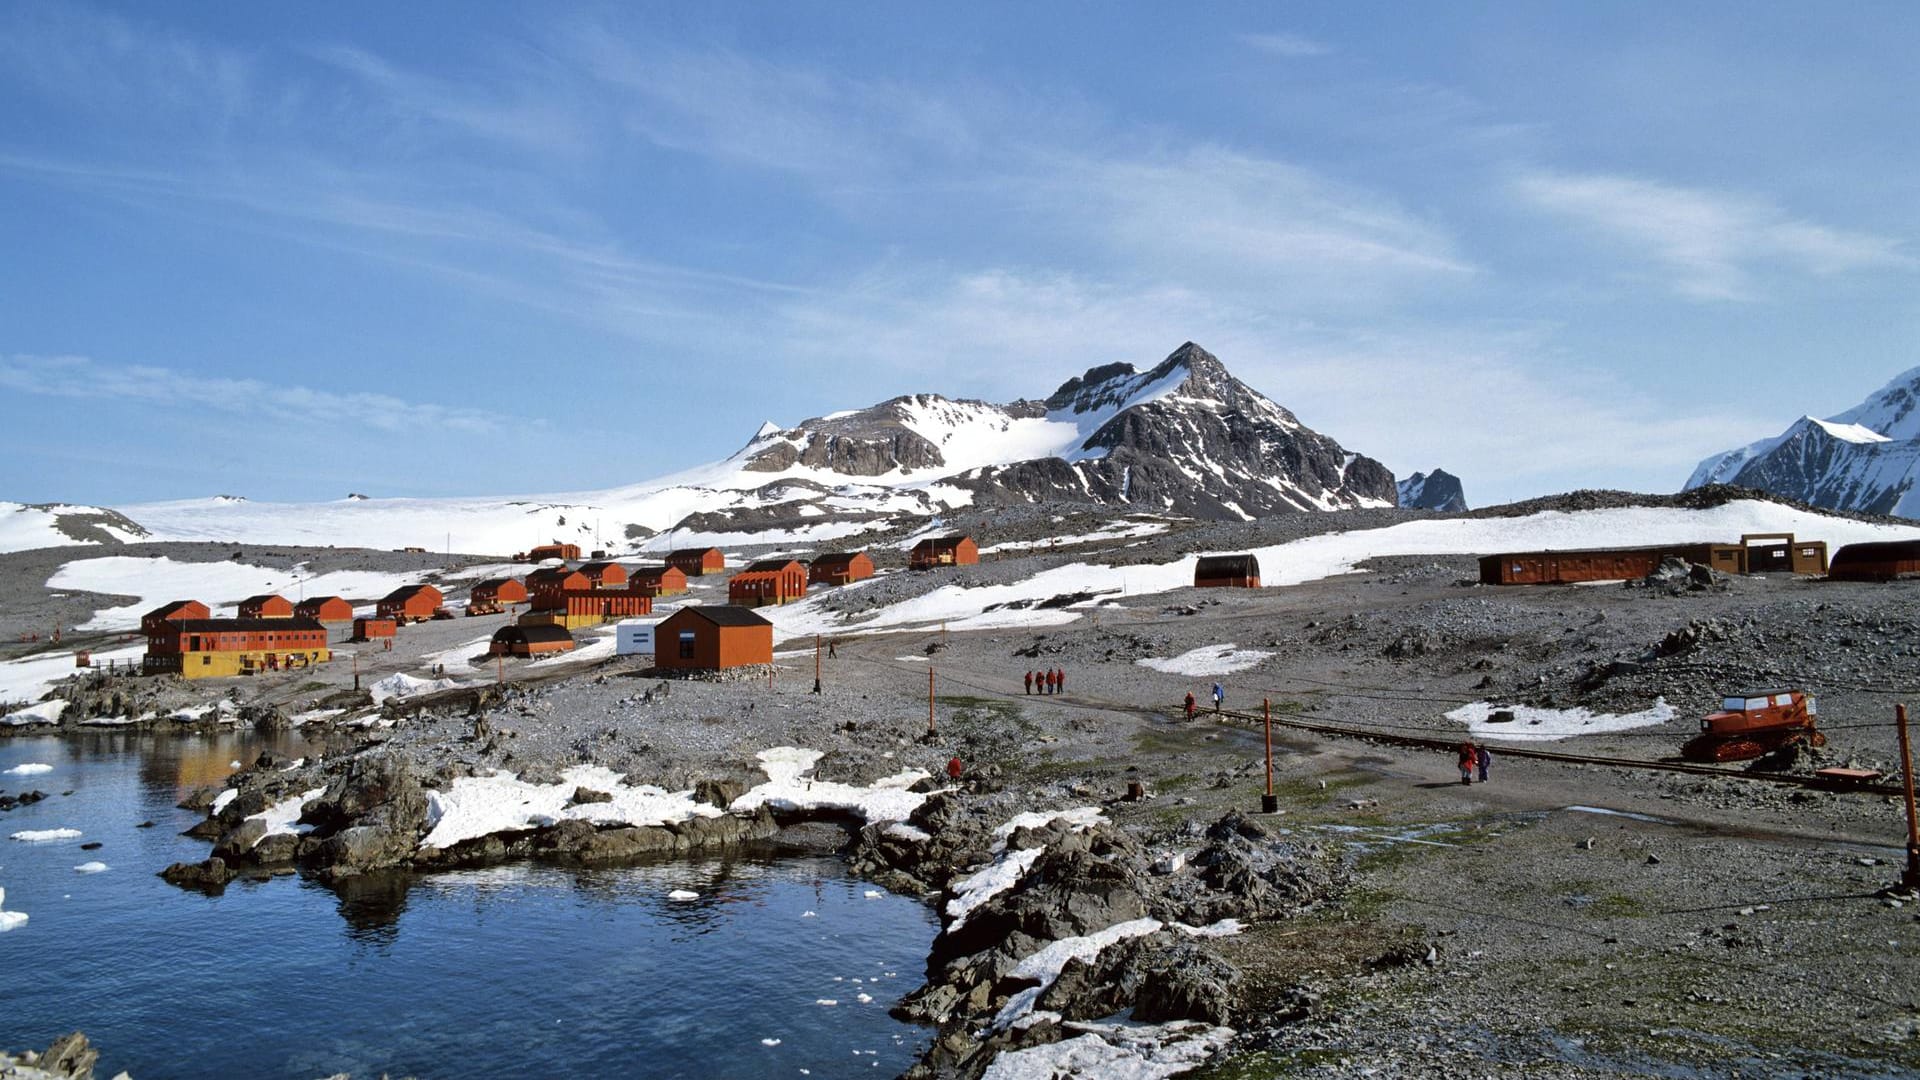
[
  {"xmin": 1898, "ymin": 703, "xmax": 1920, "ymax": 891},
  {"xmin": 1262, "ymin": 698, "xmax": 1277, "ymax": 814},
  {"xmin": 352, "ymin": 652, "xmax": 360, "ymax": 692},
  {"xmin": 497, "ymin": 655, "xmax": 503, "ymax": 685},
  {"xmin": 927, "ymin": 667, "xmax": 936, "ymax": 737},
  {"xmin": 813, "ymin": 634, "xmax": 822, "ymax": 694}
]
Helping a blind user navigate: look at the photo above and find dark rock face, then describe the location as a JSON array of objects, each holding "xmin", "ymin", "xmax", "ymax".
[
  {"xmin": 1397, "ymin": 469, "xmax": 1469, "ymax": 512},
  {"xmin": 731, "ymin": 342, "xmax": 1396, "ymax": 521},
  {"xmin": 959, "ymin": 344, "xmax": 1398, "ymax": 518}
]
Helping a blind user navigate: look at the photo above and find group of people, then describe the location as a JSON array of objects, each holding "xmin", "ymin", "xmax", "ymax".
[
  {"xmin": 1024, "ymin": 668, "xmax": 1066, "ymax": 695},
  {"xmin": 1456, "ymin": 742, "xmax": 1493, "ymax": 785},
  {"xmin": 1180, "ymin": 683, "xmax": 1228, "ymax": 720}
]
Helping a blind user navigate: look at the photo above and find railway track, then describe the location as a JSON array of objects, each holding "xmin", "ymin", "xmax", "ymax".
[{"xmin": 1202, "ymin": 704, "xmax": 1909, "ymax": 797}]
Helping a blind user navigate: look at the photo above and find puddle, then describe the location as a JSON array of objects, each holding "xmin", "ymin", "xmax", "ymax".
[{"xmin": 1563, "ymin": 804, "xmax": 1674, "ymax": 825}]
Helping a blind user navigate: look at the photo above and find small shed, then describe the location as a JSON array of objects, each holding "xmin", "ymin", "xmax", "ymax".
[
  {"xmin": 655, "ymin": 606, "xmax": 773, "ymax": 672},
  {"xmin": 238, "ymin": 594, "xmax": 295, "ymax": 619},
  {"xmin": 377, "ymin": 584, "xmax": 444, "ymax": 623},
  {"xmin": 665, "ymin": 548, "xmax": 727, "ymax": 576},
  {"xmin": 910, "ymin": 535, "xmax": 979, "ymax": 570},
  {"xmin": 1828, "ymin": 540, "xmax": 1920, "ymax": 581},
  {"xmin": 615, "ymin": 620, "xmax": 659, "ymax": 657},
  {"xmin": 1194, "ymin": 554, "xmax": 1261, "ymax": 588},
  {"xmin": 468, "ymin": 578, "xmax": 529, "ymax": 615},
  {"xmin": 294, "ymin": 596, "xmax": 354, "ymax": 624},
  {"xmin": 489, "ymin": 624, "xmax": 575, "ymax": 658},
  {"xmin": 809, "ymin": 551, "xmax": 875, "ymax": 586},
  {"xmin": 628, "ymin": 566, "xmax": 689, "ymax": 598},
  {"xmin": 142, "ymin": 600, "xmax": 210, "ymax": 637},
  {"xmin": 352, "ymin": 617, "xmax": 397, "ymax": 641}
]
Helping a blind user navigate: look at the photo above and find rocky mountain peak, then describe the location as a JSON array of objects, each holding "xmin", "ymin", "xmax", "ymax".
[{"xmin": 1397, "ymin": 469, "xmax": 1469, "ymax": 512}]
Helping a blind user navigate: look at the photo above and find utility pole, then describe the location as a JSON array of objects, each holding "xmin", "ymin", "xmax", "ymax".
[
  {"xmin": 812, "ymin": 634, "xmax": 822, "ymax": 694},
  {"xmin": 1262, "ymin": 698, "xmax": 1277, "ymax": 814},
  {"xmin": 1898, "ymin": 704, "xmax": 1920, "ymax": 891},
  {"xmin": 927, "ymin": 667, "xmax": 936, "ymax": 738}
]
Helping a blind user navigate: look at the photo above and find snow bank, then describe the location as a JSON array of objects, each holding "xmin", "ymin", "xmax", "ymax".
[
  {"xmin": 982, "ymin": 1020, "xmax": 1236, "ymax": 1080},
  {"xmin": 2, "ymin": 763, "xmax": 53, "ymax": 776},
  {"xmin": 1446, "ymin": 698, "xmax": 1676, "ymax": 741},
  {"xmin": 421, "ymin": 765, "xmax": 720, "ymax": 850},
  {"xmin": 47, "ymin": 555, "xmax": 429, "ymax": 632},
  {"xmin": 730, "ymin": 747, "xmax": 930, "ymax": 824},
  {"xmin": 1136, "ymin": 644, "xmax": 1272, "ymax": 677},
  {"xmin": 369, "ymin": 672, "xmax": 466, "ymax": 705},
  {"xmin": 10, "ymin": 828, "xmax": 82, "ymax": 842},
  {"xmin": 2, "ymin": 700, "xmax": 70, "ymax": 726},
  {"xmin": 993, "ymin": 918, "xmax": 1167, "ymax": 1029}
]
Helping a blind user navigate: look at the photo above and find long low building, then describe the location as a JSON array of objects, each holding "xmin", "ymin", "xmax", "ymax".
[
  {"xmin": 1828, "ymin": 540, "xmax": 1920, "ymax": 581},
  {"xmin": 143, "ymin": 617, "xmax": 331, "ymax": 678}
]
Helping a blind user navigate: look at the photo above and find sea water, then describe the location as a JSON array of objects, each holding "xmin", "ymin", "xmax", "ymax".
[{"xmin": 0, "ymin": 733, "xmax": 936, "ymax": 1078}]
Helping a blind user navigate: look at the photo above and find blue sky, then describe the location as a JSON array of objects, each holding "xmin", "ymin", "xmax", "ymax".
[{"xmin": 1, "ymin": 2, "xmax": 1914, "ymax": 507}]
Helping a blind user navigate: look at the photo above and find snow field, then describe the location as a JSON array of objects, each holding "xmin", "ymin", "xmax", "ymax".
[{"xmin": 46, "ymin": 555, "xmax": 430, "ymax": 632}]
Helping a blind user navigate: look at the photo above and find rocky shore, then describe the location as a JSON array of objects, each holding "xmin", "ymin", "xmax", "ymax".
[{"xmin": 0, "ymin": 1032, "xmax": 125, "ymax": 1080}]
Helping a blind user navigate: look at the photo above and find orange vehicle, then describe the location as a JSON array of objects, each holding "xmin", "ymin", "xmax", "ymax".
[{"xmin": 1681, "ymin": 689, "xmax": 1825, "ymax": 762}]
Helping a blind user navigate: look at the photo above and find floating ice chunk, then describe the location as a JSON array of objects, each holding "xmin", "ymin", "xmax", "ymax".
[
  {"xmin": 760, "ymin": 1038, "xmax": 781, "ymax": 1047},
  {"xmin": 2, "ymin": 763, "xmax": 52, "ymax": 776},
  {"xmin": 801, "ymin": 910, "xmax": 818, "ymax": 918},
  {"xmin": 10, "ymin": 828, "xmax": 82, "ymax": 842},
  {"xmin": 863, "ymin": 889, "xmax": 882, "ymax": 899},
  {"xmin": 856, "ymin": 993, "xmax": 874, "ymax": 1003},
  {"xmin": 668, "ymin": 889, "xmax": 699, "ymax": 901},
  {"xmin": 73, "ymin": 862, "xmax": 108, "ymax": 874},
  {"xmin": 815, "ymin": 999, "xmax": 838, "ymax": 1007}
]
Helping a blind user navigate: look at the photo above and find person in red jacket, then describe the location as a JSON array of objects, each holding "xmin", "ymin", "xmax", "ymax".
[
  {"xmin": 1457, "ymin": 742, "xmax": 1476, "ymax": 785},
  {"xmin": 1055, "ymin": 667, "xmax": 1066, "ymax": 694},
  {"xmin": 1183, "ymin": 691, "xmax": 1197, "ymax": 720},
  {"xmin": 1023, "ymin": 670, "xmax": 1033, "ymax": 695}
]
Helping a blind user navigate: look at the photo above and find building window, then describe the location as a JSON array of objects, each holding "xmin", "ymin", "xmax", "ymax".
[{"xmin": 679, "ymin": 631, "xmax": 696, "ymax": 659}]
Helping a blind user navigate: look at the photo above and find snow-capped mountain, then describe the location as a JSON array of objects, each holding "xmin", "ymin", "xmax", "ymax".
[
  {"xmin": 2, "ymin": 342, "xmax": 1397, "ymax": 554},
  {"xmin": 1687, "ymin": 366, "xmax": 1920, "ymax": 518},
  {"xmin": 1396, "ymin": 469, "xmax": 1468, "ymax": 512}
]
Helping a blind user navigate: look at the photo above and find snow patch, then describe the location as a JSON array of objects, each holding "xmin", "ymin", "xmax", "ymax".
[
  {"xmin": 981, "ymin": 1019, "xmax": 1236, "ymax": 1080},
  {"xmin": 421, "ymin": 765, "xmax": 720, "ymax": 850},
  {"xmin": 1136, "ymin": 644, "xmax": 1272, "ymax": 677},
  {"xmin": 2, "ymin": 700, "xmax": 70, "ymax": 726},
  {"xmin": 1446, "ymin": 698, "xmax": 1676, "ymax": 741},
  {"xmin": 992, "ymin": 918, "xmax": 1166, "ymax": 1029},
  {"xmin": 729, "ymin": 747, "xmax": 930, "ymax": 824},
  {"xmin": 247, "ymin": 788, "xmax": 326, "ymax": 847}
]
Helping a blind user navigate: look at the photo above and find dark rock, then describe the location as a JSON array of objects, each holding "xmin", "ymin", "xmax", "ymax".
[
  {"xmin": 692, "ymin": 778, "xmax": 746, "ymax": 808},
  {"xmin": 570, "ymin": 787, "xmax": 613, "ymax": 805},
  {"xmin": 177, "ymin": 784, "xmax": 224, "ymax": 812},
  {"xmin": 161, "ymin": 857, "xmax": 232, "ymax": 890}
]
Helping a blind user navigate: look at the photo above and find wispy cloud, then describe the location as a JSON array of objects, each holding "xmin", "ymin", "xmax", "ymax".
[
  {"xmin": 1514, "ymin": 171, "xmax": 1913, "ymax": 301},
  {"xmin": 1240, "ymin": 32, "xmax": 1334, "ymax": 58},
  {"xmin": 0, "ymin": 355, "xmax": 508, "ymax": 434}
]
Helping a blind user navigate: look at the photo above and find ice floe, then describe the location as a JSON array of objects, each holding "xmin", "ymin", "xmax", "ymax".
[
  {"xmin": 10, "ymin": 828, "xmax": 82, "ymax": 842},
  {"xmin": 2, "ymin": 762, "xmax": 53, "ymax": 776},
  {"xmin": 0, "ymin": 886, "xmax": 25, "ymax": 932},
  {"xmin": 73, "ymin": 861, "xmax": 108, "ymax": 874}
]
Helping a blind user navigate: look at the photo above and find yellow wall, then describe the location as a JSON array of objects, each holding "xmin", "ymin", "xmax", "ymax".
[{"xmin": 177, "ymin": 648, "xmax": 330, "ymax": 680}]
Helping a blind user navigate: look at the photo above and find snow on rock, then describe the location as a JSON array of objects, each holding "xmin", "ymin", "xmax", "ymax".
[
  {"xmin": 421, "ymin": 765, "xmax": 720, "ymax": 850},
  {"xmin": 1446, "ymin": 699, "xmax": 1676, "ymax": 741},
  {"xmin": 1171, "ymin": 918, "xmax": 1245, "ymax": 938},
  {"xmin": 2, "ymin": 762, "xmax": 53, "ymax": 776},
  {"xmin": 247, "ymin": 788, "xmax": 326, "ymax": 848},
  {"xmin": 210, "ymin": 789, "xmax": 239, "ymax": 816},
  {"xmin": 10, "ymin": 828, "xmax": 83, "ymax": 842},
  {"xmin": 947, "ymin": 847, "xmax": 1043, "ymax": 932},
  {"xmin": 73, "ymin": 861, "xmax": 108, "ymax": 874},
  {"xmin": 2, "ymin": 700, "xmax": 70, "ymax": 726},
  {"xmin": 992, "ymin": 918, "xmax": 1166, "ymax": 1030},
  {"xmin": 730, "ymin": 747, "xmax": 930, "ymax": 824},
  {"xmin": 1136, "ymin": 644, "xmax": 1272, "ymax": 677},
  {"xmin": 990, "ymin": 807, "xmax": 1106, "ymax": 853},
  {"xmin": 981, "ymin": 1019, "xmax": 1236, "ymax": 1080},
  {"xmin": 885, "ymin": 822, "xmax": 932, "ymax": 843}
]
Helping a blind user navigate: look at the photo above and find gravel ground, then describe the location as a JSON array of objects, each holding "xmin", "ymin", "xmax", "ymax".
[{"xmin": 5, "ymin": 498, "xmax": 1919, "ymax": 1077}]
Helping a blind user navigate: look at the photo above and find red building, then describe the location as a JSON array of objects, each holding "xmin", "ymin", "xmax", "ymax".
[
  {"xmin": 1828, "ymin": 540, "xmax": 1920, "ymax": 581},
  {"xmin": 238, "ymin": 594, "xmax": 295, "ymax": 619},
  {"xmin": 294, "ymin": 596, "xmax": 355, "ymax": 623},
  {"xmin": 141, "ymin": 600, "xmax": 210, "ymax": 637},
  {"xmin": 729, "ymin": 559, "xmax": 807, "ymax": 606},
  {"xmin": 352, "ymin": 617, "xmax": 397, "ymax": 641},
  {"xmin": 468, "ymin": 578, "xmax": 529, "ymax": 615},
  {"xmin": 628, "ymin": 566, "xmax": 689, "ymax": 598},
  {"xmin": 1194, "ymin": 555, "xmax": 1261, "ymax": 588},
  {"xmin": 526, "ymin": 543, "xmax": 582, "ymax": 562},
  {"xmin": 910, "ymin": 535, "xmax": 979, "ymax": 570},
  {"xmin": 809, "ymin": 551, "xmax": 875, "ymax": 586},
  {"xmin": 525, "ymin": 566, "xmax": 652, "ymax": 629},
  {"xmin": 654, "ymin": 606, "xmax": 773, "ymax": 672},
  {"xmin": 665, "ymin": 548, "xmax": 726, "ymax": 576},
  {"xmin": 143, "ymin": 617, "xmax": 330, "ymax": 678},
  {"xmin": 578, "ymin": 561, "xmax": 630, "ymax": 589},
  {"xmin": 377, "ymin": 584, "xmax": 443, "ymax": 623}
]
